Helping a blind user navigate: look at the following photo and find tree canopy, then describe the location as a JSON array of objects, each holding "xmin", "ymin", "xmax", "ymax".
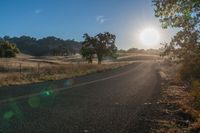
[
  {"xmin": 153, "ymin": 0, "xmax": 200, "ymax": 81},
  {"xmin": 81, "ymin": 34, "xmax": 96, "ymax": 63},
  {"xmin": 81, "ymin": 32, "xmax": 117, "ymax": 64}
]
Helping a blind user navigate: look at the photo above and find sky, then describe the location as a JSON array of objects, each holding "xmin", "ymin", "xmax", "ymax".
[{"xmin": 0, "ymin": 0, "xmax": 178, "ymax": 49}]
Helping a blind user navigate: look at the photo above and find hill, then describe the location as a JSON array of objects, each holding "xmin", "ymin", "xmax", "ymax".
[{"xmin": 0, "ymin": 36, "xmax": 82, "ymax": 56}]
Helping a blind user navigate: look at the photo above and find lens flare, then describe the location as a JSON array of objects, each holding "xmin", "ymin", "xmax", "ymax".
[
  {"xmin": 3, "ymin": 111, "xmax": 14, "ymax": 120},
  {"xmin": 28, "ymin": 96, "xmax": 41, "ymax": 108},
  {"xmin": 139, "ymin": 28, "xmax": 160, "ymax": 47}
]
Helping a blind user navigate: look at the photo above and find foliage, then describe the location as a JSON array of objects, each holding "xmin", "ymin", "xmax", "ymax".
[
  {"xmin": 118, "ymin": 49, "xmax": 126, "ymax": 53},
  {"xmin": 120, "ymin": 48, "xmax": 161, "ymax": 55},
  {"xmin": 81, "ymin": 34, "xmax": 96, "ymax": 63},
  {"xmin": 95, "ymin": 32, "xmax": 117, "ymax": 64},
  {"xmin": 2, "ymin": 36, "xmax": 81, "ymax": 56},
  {"xmin": 191, "ymin": 80, "xmax": 200, "ymax": 109},
  {"xmin": 0, "ymin": 40, "xmax": 20, "ymax": 58},
  {"xmin": 153, "ymin": 0, "xmax": 200, "ymax": 81},
  {"xmin": 81, "ymin": 32, "xmax": 117, "ymax": 64},
  {"xmin": 127, "ymin": 48, "xmax": 145, "ymax": 53}
]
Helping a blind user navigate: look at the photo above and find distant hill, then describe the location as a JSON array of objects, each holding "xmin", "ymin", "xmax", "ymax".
[{"xmin": 1, "ymin": 36, "xmax": 82, "ymax": 56}]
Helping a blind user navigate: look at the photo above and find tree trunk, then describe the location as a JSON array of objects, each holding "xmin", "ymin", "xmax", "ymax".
[
  {"xmin": 98, "ymin": 60, "xmax": 101, "ymax": 64},
  {"xmin": 88, "ymin": 59, "xmax": 92, "ymax": 64},
  {"xmin": 97, "ymin": 54, "xmax": 102, "ymax": 64},
  {"xmin": 88, "ymin": 57, "xmax": 93, "ymax": 64}
]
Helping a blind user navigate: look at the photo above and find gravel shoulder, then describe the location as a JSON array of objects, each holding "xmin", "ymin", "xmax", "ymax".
[{"xmin": 150, "ymin": 63, "xmax": 200, "ymax": 133}]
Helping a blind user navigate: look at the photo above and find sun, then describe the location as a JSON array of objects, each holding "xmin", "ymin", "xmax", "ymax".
[{"xmin": 139, "ymin": 28, "xmax": 160, "ymax": 47}]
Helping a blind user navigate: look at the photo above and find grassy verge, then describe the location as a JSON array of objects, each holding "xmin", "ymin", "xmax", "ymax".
[
  {"xmin": 152, "ymin": 61, "xmax": 200, "ymax": 132},
  {"xmin": 0, "ymin": 53, "xmax": 160, "ymax": 87},
  {"xmin": 0, "ymin": 61, "xmax": 132, "ymax": 87}
]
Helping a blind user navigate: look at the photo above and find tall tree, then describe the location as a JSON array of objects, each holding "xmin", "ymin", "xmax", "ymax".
[
  {"xmin": 153, "ymin": 0, "xmax": 200, "ymax": 81},
  {"xmin": 81, "ymin": 34, "xmax": 96, "ymax": 63},
  {"xmin": 81, "ymin": 32, "xmax": 117, "ymax": 64},
  {"xmin": 95, "ymin": 32, "xmax": 117, "ymax": 64}
]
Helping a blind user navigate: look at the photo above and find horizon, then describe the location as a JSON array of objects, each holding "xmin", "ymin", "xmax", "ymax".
[
  {"xmin": 0, "ymin": 35, "xmax": 162, "ymax": 51},
  {"xmin": 0, "ymin": 0, "xmax": 178, "ymax": 50}
]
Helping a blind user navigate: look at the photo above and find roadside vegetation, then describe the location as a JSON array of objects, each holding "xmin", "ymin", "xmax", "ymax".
[
  {"xmin": 153, "ymin": 0, "xmax": 200, "ymax": 82},
  {"xmin": 0, "ymin": 40, "xmax": 19, "ymax": 58},
  {"xmin": 0, "ymin": 52, "xmax": 160, "ymax": 87},
  {"xmin": 152, "ymin": 0, "xmax": 200, "ymax": 132},
  {"xmin": 0, "ymin": 58, "xmax": 129, "ymax": 86},
  {"xmin": 151, "ymin": 61, "xmax": 200, "ymax": 132}
]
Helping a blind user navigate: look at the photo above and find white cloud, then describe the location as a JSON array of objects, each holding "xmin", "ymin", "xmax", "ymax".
[
  {"xmin": 34, "ymin": 9, "xmax": 41, "ymax": 14},
  {"xmin": 96, "ymin": 16, "xmax": 107, "ymax": 24}
]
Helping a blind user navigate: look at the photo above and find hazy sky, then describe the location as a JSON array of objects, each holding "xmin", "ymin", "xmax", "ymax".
[{"xmin": 0, "ymin": 0, "xmax": 178, "ymax": 49}]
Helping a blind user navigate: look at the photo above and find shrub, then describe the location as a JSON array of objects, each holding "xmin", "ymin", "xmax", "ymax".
[
  {"xmin": 0, "ymin": 40, "xmax": 20, "ymax": 58},
  {"xmin": 191, "ymin": 80, "xmax": 200, "ymax": 109}
]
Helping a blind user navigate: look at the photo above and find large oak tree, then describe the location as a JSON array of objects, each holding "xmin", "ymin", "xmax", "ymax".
[{"xmin": 81, "ymin": 32, "xmax": 117, "ymax": 64}]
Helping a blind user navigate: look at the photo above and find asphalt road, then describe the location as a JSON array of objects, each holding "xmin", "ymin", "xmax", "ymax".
[{"xmin": 0, "ymin": 61, "xmax": 161, "ymax": 133}]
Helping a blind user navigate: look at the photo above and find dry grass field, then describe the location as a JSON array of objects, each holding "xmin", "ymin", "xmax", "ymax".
[
  {"xmin": 0, "ymin": 53, "xmax": 161, "ymax": 86},
  {"xmin": 116, "ymin": 52, "xmax": 161, "ymax": 61}
]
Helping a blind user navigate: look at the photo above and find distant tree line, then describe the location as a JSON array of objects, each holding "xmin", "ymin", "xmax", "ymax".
[
  {"xmin": 0, "ymin": 36, "xmax": 82, "ymax": 56},
  {"xmin": 81, "ymin": 32, "xmax": 117, "ymax": 64},
  {"xmin": 118, "ymin": 48, "xmax": 161, "ymax": 55}
]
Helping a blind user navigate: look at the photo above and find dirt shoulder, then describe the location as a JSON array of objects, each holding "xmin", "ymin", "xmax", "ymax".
[{"xmin": 151, "ymin": 63, "xmax": 200, "ymax": 132}]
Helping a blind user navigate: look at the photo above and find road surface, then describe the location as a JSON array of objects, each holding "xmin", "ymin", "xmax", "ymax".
[{"xmin": 0, "ymin": 61, "xmax": 161, "ymax": 133}]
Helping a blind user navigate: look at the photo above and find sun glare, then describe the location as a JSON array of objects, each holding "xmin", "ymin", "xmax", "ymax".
[{"xmin": 139, "ymin": 28, "xmax": 160, "ymax": 47}]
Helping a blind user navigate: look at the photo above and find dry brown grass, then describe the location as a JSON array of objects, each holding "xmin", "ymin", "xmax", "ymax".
[
  {"xmin": 116, "ymin": 53, "xmax": 161, "ymax": 62},
  {"xmin": 191, "ymin": 80, "xmax": 200, "ymax": 110},
  {"xmin": 0, "ymin": 57, "xmax": 131, "ymax": 86},
  {"xmin": 0, "ymin": 53, "xmax": 159, "ymax": 86},
  {"xmin": 154, "ymin": 62, "xmax": 200, "ymax": 132}
]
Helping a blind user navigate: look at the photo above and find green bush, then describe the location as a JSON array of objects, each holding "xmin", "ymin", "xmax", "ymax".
[
  {"xmin": 0, "ymin": 40, "xmax": 20, "ymax": 58},
  {"xmin": 179, "ymin": 54, "xmax": 200, "ymax": 81}
]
